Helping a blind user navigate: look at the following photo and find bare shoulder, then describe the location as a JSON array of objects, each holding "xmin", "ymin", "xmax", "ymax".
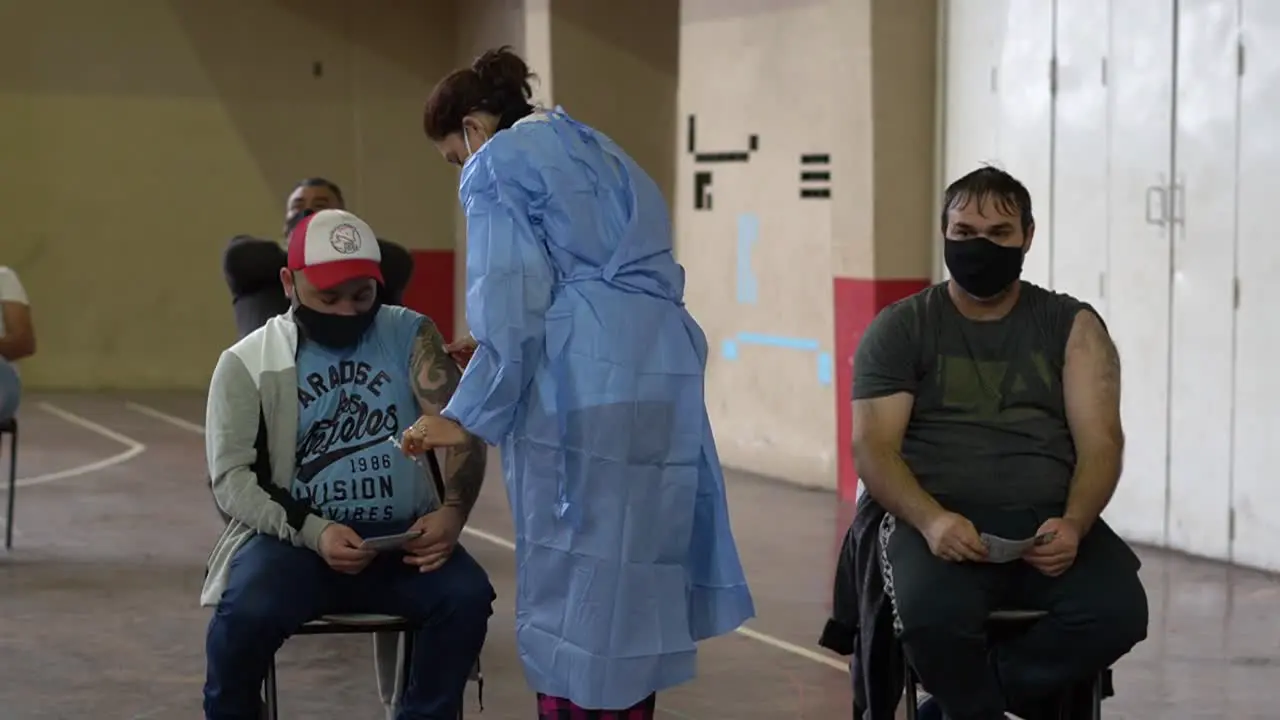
[
  {"xmin": 1065, "ymin": 309, "xmax": 1121, "ymax": 399},
  {"xmin": 410, "ymin": 315, "xmax": 447, "ymax": 351},
  {"xmin": 1067, "ymin": 309, "xmax": 1118, "ymax": 362}
]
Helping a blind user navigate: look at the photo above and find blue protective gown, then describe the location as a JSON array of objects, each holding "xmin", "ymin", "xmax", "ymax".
[{"xmin": 441, "ymin": 109, "xmax": 756, "ymax": 709}]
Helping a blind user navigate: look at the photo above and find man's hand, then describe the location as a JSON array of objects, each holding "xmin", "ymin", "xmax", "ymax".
[
  {"xmin": 1023, "ymin": 517, "xmax": 1082, "ymax": 576},
  {"xmin": 444, "ymin": 335, "xmax": 478, "ymax": 368},
  {"xmin": 922, "ymin": 511, "xmax": 989, "ymax": 563},
  {"xmin": 318, "ymin": 524, "xmax": 375, "ymax": 575},
  {"xmin": 402, "ymin": 506, "xmax": 465, "ymax": 573}
]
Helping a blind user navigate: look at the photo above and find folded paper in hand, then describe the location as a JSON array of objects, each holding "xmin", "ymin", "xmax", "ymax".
[{"xmin": 980, "ymin": 531, "xmax": 1055, "ymax": 564}]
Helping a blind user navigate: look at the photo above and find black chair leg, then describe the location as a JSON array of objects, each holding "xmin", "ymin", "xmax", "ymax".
[
  {"xmin": 903, "ymin": 656, "xmax": 919, "ymax": 720},
  {"xmin": 263, "ymin": 657, "xmax": 279, "ymax": 720},
  {"xmin": 5, "ymin": 427, "xmax": 16, "ymax": 550},
  {"xmin": 1090, "ymin": 671, "xmax": 1103, "ymax": 720}
]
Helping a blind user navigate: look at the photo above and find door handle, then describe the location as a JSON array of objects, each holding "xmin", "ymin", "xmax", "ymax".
[
  {"xmin": 1145, "ymin": 182, "xmax": 1168, "ymax": 227},
  {"xmin": 1170, "ymin": 178, "xmax": 1185, "ymax": 226}
]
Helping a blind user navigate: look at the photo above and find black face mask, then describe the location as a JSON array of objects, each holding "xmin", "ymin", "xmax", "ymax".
[
  {"xmin": 293, "ymin": 301, "xmax": 380, "ymax": 349},
  {"xmin": 944, "ymin": 237, "xmax": 1025, "ymax": 300}
]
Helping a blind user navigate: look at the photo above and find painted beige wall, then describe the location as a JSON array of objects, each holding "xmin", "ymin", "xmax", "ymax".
[
  {"xmin": 677, "ymin": 0, "xmax": 839, "ymax": 488},
  {"xmin": 549, "ymin": 0, "xmax": 681, "ymax": 207},
  {"xmin": 869, "ymin": 0, "xmax": 939, "ymax": 280},
  {"xmin": 3, "ymin": 0, "xmax": 467, "ymax": 390},
  {"xmin": 451, "ymin": 0, "xmax": 531, "ymax": 339},
  {"xmin": 676, "ymin": 0, "xmax": 937, "ymax": 489},
  {"xmin": 831, "ymin": 0, "xmax": 938, "ymax": 280}
]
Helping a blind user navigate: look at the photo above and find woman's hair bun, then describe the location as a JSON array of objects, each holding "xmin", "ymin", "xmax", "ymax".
[{"xmin": 472, "ymin": 45, "xmax": 534, "ymax": 101}]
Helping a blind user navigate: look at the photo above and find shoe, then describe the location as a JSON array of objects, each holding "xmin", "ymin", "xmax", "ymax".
[{"xmin": 917, "ymin": 696, "xmax": 946, "ymax": 720}]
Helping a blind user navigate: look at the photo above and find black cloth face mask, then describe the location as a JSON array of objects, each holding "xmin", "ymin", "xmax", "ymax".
[
  {"xmin": 944, "ymin": 236, "xmax": 1025, "ymax": 299},
  {"xmin": 293, "ymin": 300, "xmax": 380, "ymax": 349}
]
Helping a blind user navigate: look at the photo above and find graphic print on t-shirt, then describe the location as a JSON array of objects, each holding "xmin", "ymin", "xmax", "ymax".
[
  {"xmin": 293, "ymin": 356, "xmax": 419, "ymax": 523},
  {"xmin": 935, "ymin": 351, "xmax": 1056, "ymax": 422}
]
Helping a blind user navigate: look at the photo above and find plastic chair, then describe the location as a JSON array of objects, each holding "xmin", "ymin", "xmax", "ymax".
[
  {"xmin": 902, "ymin": 609, "xmax": 1106, "ymax": 720},
  {"xmin": 2, "ymin": 417, "xmax": 16, "ymax": 550},
  {"xmin": 262, "ymin": 613, "xmax": 482, "ymax": 719}
]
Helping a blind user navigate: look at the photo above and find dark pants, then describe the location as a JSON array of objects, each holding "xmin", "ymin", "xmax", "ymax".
[
  {"xmin": 204, "ymin": 523, "xmax": 494, "ymax": 720},
  {"xmin": 880, "ymin": 506, "xmax": 1148, "ymax": 720}
]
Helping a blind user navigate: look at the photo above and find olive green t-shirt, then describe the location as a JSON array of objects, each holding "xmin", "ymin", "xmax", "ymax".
[{"xmin": 852, "ymin": 282, "xmax": 1098, "ymax": 508}]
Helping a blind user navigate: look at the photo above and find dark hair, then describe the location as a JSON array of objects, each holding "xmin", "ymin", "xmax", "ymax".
[
  {"xmin": 940, "ymin": 165, "xmax": 1033, "ymax": 236},
  {"xmin": 422, "ymin": 46, "xmax": 536, "ymax": 140},
  {"xmin": 294, "ymin": 177, "xmax": 345, "ymax": 206}
]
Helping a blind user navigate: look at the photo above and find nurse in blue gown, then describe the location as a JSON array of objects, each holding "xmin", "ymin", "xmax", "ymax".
[{"xmin": 401, "ymin": 47, "xmax": 755, "ymax": 718}]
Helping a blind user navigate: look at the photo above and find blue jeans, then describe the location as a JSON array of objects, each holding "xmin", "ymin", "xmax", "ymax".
[
  {"xmin": 203, "ymin": 522, "xmax": 494, "ymax": 720},
  {"xmin": 0, "ymin": 359, "xmax": 19, "ymax": 422}
]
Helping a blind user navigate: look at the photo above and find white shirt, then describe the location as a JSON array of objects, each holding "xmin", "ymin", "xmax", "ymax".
[{"xmin": 0, "ymin": 266, "xmax": 30, "ymax": 339}]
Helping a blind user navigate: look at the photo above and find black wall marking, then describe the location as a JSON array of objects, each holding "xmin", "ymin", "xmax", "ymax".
[
  {"xmin": 799, "ymin": 153, "xmax": 832, "ymax": 200},
  {"xmin": 694, "ymin": 172, "xmax": 714, "ymax": 210},
  {"xmin": 687, "ymin": 114, "xmax": 760, "ymax": 210}
]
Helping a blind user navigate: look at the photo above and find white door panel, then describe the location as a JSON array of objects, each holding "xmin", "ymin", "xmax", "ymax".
[
  {"xmin": 1231, "ymin": 0, "xmax": 1280, "ymax": 572},
  {"xmin": 994, "ymin": 0, "xmax": 1055, "ymax": 288},
  {"xmin": 1167, "ymin": 0, "xmax": 1239, "ymax": 561},
  {"xmin": 942, "ymin": 0, "xmax": 1011, "ymax": 281},
  {"xmin": 1101, "ymin": 0, "xmax": 1175, "ymax": 545},
  {"xmin": 944, "ymin": 0, "xmax": 1006, "ymax": 184},
  {"xmin": 1051, "ymin": 0, "xmax": 1110, "ymax": 315}
]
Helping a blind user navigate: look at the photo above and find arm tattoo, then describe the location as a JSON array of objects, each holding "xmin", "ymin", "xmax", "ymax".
[
  {"xmin": 409, "ymin": 319, "xmax": 487, "ymax": 518},
  {"xmin": 442, "ymin": 435, "xmax": 488, "ymax": 519},
  {"xmin": 410, "ymin": 319, "xmax": 461, "ymax": 414}
]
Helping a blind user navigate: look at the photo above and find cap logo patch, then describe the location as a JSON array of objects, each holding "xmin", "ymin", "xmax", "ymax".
[{"xmin": 329, "ymin": 223, "xmax": 363, "ymax": 254}]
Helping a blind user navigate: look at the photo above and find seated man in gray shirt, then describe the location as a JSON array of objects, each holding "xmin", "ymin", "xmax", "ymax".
[{"xmin": 852, "ymin": 167, "xmax": 1148, "ymax": 720}]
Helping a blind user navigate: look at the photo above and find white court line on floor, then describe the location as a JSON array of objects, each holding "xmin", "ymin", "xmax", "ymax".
[
  {"xmin": 125, "ymin": 401, "xmax": 207, "ymax": 435},
  {"xmin": 16, "ymin": 402, "xmax": 148, "ymax": 489},
  {"xmin": 126, "ymin": 401, "xmax": 850, "ymax": 673}
]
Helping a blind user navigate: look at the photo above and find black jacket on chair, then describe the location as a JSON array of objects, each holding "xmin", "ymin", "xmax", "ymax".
[{"xmin": 819, "ymin": 493, "xmax": 903, "ymax": 720}]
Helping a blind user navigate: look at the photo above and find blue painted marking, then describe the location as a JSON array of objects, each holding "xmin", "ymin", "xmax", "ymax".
[
  {"xmin": 735, "ymin": 332, "xmax": 820, "ymax": 351},
  {"xmin": 816, "ymin": 352, "xmax": 833, "ymax": 386},
  {"xmin": 722, "ymin": 332, "xmax": 832, "ymax": 385},
  {"xmin": 735, "ymin": 213, "xmax": 759, "ymax": 304},
  {"xmin": 724, "ymin": 213, "xmax": 829, "ymax": 383},
  {"xmin": 721, "ymin": 339, "xmax": 739, "ymax": 360}
]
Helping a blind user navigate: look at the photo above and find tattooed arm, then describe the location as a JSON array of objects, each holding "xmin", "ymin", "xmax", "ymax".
[
  {"xmin": 1062, "ymin": 309, "xmax": 1125, "ymax": 535},
  {"xmin": 409, "ymin": 318, "xmax": 488, "ymax": 520}
]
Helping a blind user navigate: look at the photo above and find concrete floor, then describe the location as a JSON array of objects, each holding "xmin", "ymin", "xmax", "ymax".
[{"xmin": 1, "ymin": 392, "xmax": 1277, "ymax": 719}]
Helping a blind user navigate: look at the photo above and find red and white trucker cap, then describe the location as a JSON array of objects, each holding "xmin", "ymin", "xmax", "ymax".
[{"xmin": 287, "ymin": 209, "xmax": 384, "ymax": 290}]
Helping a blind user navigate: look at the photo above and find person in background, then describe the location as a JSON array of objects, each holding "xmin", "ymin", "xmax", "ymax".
[
  {"xmin": 400, "ymin": 46, "xmax": 755, "ymax": 720},
  {"xmin": 222, "ymin": 177, "xmax": 414, "ymax": 337},
  {"xmin": 202, "ymin": 208, "xmax": 493, "ymax": 720},
  {"xmin": 850, "ymin": 166, "xmax": 1148, "ymax": 719},
  {"xmin": 0, "ymin": 266, "xmax": 36, "ymax": 422}
]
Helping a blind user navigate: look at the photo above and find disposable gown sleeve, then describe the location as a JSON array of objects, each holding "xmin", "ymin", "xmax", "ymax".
[{"xmin": 442, "ymin": 162, "xmax": 553, "ymax": 445}]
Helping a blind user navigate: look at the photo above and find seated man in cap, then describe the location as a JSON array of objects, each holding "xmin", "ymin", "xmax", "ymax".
[
  {"xmin": 218, "ymin": 180, "xmax": 427, "ymax": 719},
  {"xmin": 201, "ymin": 208, "xmax": 493, "ymax": 720}
]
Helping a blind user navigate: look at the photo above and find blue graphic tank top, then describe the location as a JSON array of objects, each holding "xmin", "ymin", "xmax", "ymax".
[{"xmin": 292, "ymin": 305, "xmax": 436, "ymax": 524}]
